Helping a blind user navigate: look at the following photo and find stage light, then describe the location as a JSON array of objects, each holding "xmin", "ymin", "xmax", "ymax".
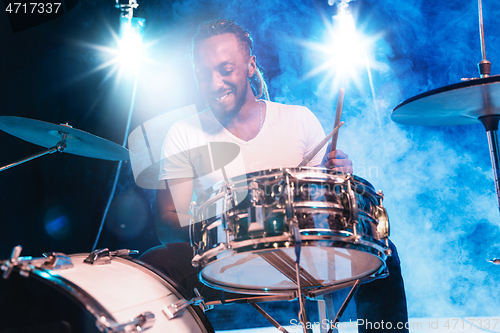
[
  {"xmin": 304, "ymin": 1, "xmax": 380, "ymax": 94},
  {"xmin": 329, "ymin": 9, "xmax": 365, "ymax": 75},
  {"xmin": 115, "ymin": 0, "xmax": 145, "ymax": 74},
  {"xmin": 118, "ymin": 16, "xmax": 145, "ymax": 72}
]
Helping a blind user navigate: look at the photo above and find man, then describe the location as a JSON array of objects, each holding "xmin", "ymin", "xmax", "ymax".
[{"xmin": 141, "ymin": 19, "xmax": 407, "ymax": 332}]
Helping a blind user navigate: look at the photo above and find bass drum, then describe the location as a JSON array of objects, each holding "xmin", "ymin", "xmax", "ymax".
[{"xmin": 0, "ymin": 252, "xmax": 214, "ymax": 333}]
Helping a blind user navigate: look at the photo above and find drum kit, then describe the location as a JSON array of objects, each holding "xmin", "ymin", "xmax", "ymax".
[
  {"xmin": 2, "ymin": 1, "xmax": 500, "ymax": 331},
  {"xmin": 0, "ymin": 112, "xmax": 390, "ymax": 332}
]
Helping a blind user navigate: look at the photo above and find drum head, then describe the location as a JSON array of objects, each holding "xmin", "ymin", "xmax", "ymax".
[{"xmin": 199, "ymin": 237, "xmax": 386, "ymax": 295}]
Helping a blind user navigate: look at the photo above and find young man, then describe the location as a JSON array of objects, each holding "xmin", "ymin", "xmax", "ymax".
[{"xmin": 141, "ymin": 19, "xmax": 408, "ymax": 332}]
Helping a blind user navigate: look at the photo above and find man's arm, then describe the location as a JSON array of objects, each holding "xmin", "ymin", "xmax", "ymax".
[{"xmin": 156, "ymin": 177, "xmax": 194, "ymax": 244}]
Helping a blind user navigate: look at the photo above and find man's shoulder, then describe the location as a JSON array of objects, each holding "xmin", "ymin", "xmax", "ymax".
[{"xmin": 267, "ymin": 100, "xmax": 317, "ymax": 119}]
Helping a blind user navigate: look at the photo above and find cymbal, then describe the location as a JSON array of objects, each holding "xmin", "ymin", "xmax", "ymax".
[
  {"xmin": 0, "ymin": 116, "xmax": 130, "ymax": 161},
  {"xmin": 392, "ymin": 75, "xmax": 500, "ymax": 126}
]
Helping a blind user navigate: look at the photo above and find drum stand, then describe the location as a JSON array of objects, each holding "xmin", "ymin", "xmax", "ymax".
[
  {"xmin": 258, "ymin": 250, "xmax": 362, "ymax": 333},
  {"xmin": 204, "ymin": 280, "xmax": 360, "ymax": 333},
  {"xmin": 203, "ymin": 245, "xmax": 362, "ymax": 333},
  {"xmin": 0, "ymin": 130, "xmax": 68, "ymax": 173}
]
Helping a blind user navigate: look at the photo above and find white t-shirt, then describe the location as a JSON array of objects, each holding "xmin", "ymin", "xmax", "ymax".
[{"xmin": 159, "ymin": 100, "xmax": 327, "ymax": 197}]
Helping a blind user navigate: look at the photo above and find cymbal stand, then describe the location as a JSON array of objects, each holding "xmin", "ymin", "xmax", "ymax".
[
  {"xmin": 479, "ymin": 115, "xmax": 500, "ymax": 213},
  {"xmin": 477, "ymin": 0, "xmax": 491, "ymax": 79},
  {"xmin": 474, "ymin": 0, "xmax": 500, "ymax": 213},
  {"xmin": 475, "ymin": 0, "xmax": 500, "ymax": 265},
  {"xmin": 0, "ymin": 128, "xmax": 69, "ymax": 173}
]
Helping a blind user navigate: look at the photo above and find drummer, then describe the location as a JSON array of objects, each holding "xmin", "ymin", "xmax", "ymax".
[{"xmin": 141, "ymin": 19, "xmax": 408, "ymax": 332}]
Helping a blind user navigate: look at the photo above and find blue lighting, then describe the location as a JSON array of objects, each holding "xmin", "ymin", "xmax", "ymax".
[
  {"xmin": 45, "ymin": 216, "xmax": 68, "ymax": 235},
  {"xmin": 44, "ymin": 210, "xmax": 72, "ymax": 241}
]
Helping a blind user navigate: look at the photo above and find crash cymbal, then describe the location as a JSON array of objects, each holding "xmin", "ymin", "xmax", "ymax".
[
  {"xmin": 0, "ymin": 116, "xmax": 130, "ymax": 161},
  {"xmin": 392, "ymin": 75, "xmax": 500, "ymax": 126}
]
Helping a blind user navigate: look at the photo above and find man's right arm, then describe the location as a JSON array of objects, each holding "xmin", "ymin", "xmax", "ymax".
[{"xmin": 156, "ymin": 177, "xmax": 194, "ymax": 244}]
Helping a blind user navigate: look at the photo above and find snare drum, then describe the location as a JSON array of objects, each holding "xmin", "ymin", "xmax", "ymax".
[
  {"xmin": 0, "ymin": 250, "xmax": 214, "ymax": 333},
  {"xmin": 191, "ymin": 167, "xmax": 391, "ymax": 296}
]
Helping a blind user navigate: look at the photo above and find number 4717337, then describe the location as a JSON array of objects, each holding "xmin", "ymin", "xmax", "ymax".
[{"xmin": 5, "ymin": 2, "xmax": 62, "ymax": 14}]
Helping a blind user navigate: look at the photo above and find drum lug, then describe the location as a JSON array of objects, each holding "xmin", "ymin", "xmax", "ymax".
[
  {"xmin": 1, "ymin": 245, "xmax": 23, "ymax": 279},
  {"xmin": 376, "ymin": 190, "xmax": 385, "ymax": 200},
  {"xmin": 2, "ymin": 245, "xmax": 74, "ymax": 279},
  {"xmin": 374, "ymin": 191, "xmax": 390, "ymax": 240},
  {"xmin": 192, "ymin": 243, "xmax": 226, "ymax": 267},
  {"xmin": 84, "ymin": 248, "xmax": 139, "ymax": 265},
  {"xmin": 248, "ymin": 181, "xmax": 265, "ymax": 233},
  {"xmin": 162, "ymin": 288, "xmax": 205, "ymax": 319},
  {"xmin": 41, "ymin": 252, "xmax": 74, "ymax": 270},
  {"xmin": 96, "ymin": 311, "xmax": 155, "ymax": 333},
  {"xmin": 346, "ymin": 176, "xmax": 359, "ymax": 224},
  {"xmin": 248, "ymin": 206, "xmax": 265, "ymax": 233}
]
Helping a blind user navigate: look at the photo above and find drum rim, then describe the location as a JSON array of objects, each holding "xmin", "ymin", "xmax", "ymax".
[
  {"xmin": 197, "ymin": 241, "xmax": 388, "ymax": 295},
  {"xmin": 195, "ymin": 167, "xmax": 378, "ymax": 207},
  {"xmin": 24, "ymin": 265, "xmax": 119, "ymax": 330},
  {"xmin": 194, "ymin": 231, "xmax": 389, "ymax": 266}
]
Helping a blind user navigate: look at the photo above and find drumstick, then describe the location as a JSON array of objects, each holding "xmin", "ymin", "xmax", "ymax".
[
  {"xmin": 297, "ymin": 121, "xmax": 344, "ymax": 167},
  {"xmin": 330, "ymin": 88, "xmax": 345, "ymax": 153}
]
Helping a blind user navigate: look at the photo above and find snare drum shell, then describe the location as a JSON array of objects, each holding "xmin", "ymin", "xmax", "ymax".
[{"xmin": 191, "ymin": 168, "xmax": 390, "ymax": 295}]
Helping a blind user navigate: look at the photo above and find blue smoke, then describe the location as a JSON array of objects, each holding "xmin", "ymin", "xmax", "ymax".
[{"xmin": 125, "ymin": 0, "xmax": 500, "ymax": 320}]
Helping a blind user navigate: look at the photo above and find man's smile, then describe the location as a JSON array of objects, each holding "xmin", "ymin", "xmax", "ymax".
[{"xmin": 214, "ymin": 92, "xmax": 231, "ymax": 101}]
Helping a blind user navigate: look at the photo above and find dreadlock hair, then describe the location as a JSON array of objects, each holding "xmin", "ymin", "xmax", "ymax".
[{"xmin": 192, "ymin": 19, "xmax": 270, "ymax": 101}]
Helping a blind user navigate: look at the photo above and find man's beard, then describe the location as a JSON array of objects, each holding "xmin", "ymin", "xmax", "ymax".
[
  {"xmin": 208, "ymin": 78, "xmax": 250, "ymax": 117},
  {"xmin": 229, "ymin": 80, "xmax": 249, "ymax": 115}
]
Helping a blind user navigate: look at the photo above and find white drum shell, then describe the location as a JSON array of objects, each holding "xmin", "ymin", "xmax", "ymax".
[
  {"xmin": 0, "ymin": 253, "xmax": 213, "ymax": 333},
  {"xmin": 52, "ymin": 254, "xmax": 208, "ymax": 332}
]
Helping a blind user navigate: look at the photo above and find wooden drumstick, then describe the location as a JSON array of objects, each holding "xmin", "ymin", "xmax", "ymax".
[
  {"xmin": 297, "ymin": 121, "xmax": 344, "ymax": 167},
  {"xmin": 330, "ymin": 88, "xmax": 345, "ymax": 153}
]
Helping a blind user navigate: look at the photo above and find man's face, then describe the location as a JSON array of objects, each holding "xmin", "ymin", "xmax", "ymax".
[{"xmin": 193, "ymin": 33, "xmax": 255, "ymax": 115}]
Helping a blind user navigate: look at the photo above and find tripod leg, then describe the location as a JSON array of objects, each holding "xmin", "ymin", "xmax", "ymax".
[
  {"xmin": 327, "ymin": 279, "xmax": 361, "ymax": 333},
  {"xmin": 249, "ymin": 302, "xmax": 290, "ymax": 333}
]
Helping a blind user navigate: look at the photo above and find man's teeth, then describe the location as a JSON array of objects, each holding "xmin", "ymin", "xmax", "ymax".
[{"xmin": 215, "ymin": 93, "xmax": 230, "ymax": 101}]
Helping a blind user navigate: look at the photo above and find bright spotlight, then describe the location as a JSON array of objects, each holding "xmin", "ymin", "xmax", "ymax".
[
  {"xmin": 303, "ymin": 2, "xmax": 380, "ymax": 94},
  {"xmin": 118, "ymin": 16, "xmax": 145, "ymax": 72},
  {"xmin": 114, "ymin": 0, "xmax": 145, "ymax": 75},
  {"xmin": 330, "ymin": 10, "xmax": 365, "ymax": 74}
]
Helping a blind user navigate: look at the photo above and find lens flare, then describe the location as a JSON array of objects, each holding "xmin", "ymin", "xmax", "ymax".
[{"xmin": 303, "ymin": 8, "xmax": 382, "ymax": 95}]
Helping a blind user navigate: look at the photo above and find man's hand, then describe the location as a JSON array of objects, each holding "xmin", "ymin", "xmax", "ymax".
[{"xmin": 321, "ymin": 145, "xmax": 353, "ymax": 173}]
